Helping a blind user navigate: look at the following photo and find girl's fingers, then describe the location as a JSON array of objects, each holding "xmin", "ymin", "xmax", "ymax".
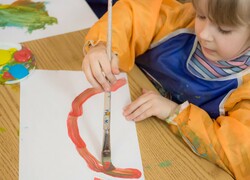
[
  {"xmin": 84, "ymin": 64, "xmax": 100, "ymax": 88},
  {"xmin": 83, "ymin": 43, "xmax": 118, "ymax": 91},
  {"xmin": 90, "ymin": 58, "xmax": 111, "ymax": 91},
  {"xmin": 123, "ymin": 92, "xmax": 152, "ymax": 116},
  {"xmin": 111, "ymin": 53, "xmax": 120, "ymax": 75},
  {"xmin": 125, "ymin": 102, "xmax": 153, "ymax": 121},
  {"xmin": 99, "ymin": 58, "xmax": 117, "ymax": 86},
  {"xmin": 123, "ymin": 91, "xmax": 157, "ymax": 120},
  {"xmin": 100, "ymin": 53, "xmax": 120, "ymax": 86},
  {"xmin": 82, "ymin": 58, "xmax": 101, "ymax": 89},
  {"xmin": 123, "ymin": 89, "xmax": 176, "ymax": 121}
]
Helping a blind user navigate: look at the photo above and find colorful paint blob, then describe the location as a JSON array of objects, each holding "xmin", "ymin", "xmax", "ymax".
[
  {"xmin": 0, "ymin": 0, "xmax": 57, "ymax": 32},
  {"xmin": 67, "ymin": 78, "xmax": 142, "ymax": 179},
  {"xmin": 0, "ymin": 43, "xmax": 35, "ymax": 84},
  {"xmin": 0, "ymin": 48, "xmax": 15, "ymax": 65}
]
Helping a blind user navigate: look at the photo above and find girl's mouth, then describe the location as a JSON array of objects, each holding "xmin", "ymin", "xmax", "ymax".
[{"xmin": 202, "ymin": 46, "xmax": 216, "ymax": 55}]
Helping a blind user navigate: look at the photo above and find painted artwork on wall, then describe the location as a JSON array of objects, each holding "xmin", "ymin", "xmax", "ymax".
[
  {"xmin": 0, "ymin": 0, "xmax": 98, "ymax": 42},
  {"xmin": 19, "ymin": 70, "xmax": 145, "ymax": 180}
]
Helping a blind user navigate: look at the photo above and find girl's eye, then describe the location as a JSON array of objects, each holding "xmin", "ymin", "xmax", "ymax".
[
  {"xmin": 196, "ymin": 14, "xmax": 206, "ymax": 20},
  {"xmin": 218, "ymin": 27, "xmax": 232, "ymax": 34}
]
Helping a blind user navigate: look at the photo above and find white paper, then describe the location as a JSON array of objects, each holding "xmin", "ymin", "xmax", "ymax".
[
  {"xmin": 19, "ymin": 70, "xmax": 144, "ymax": 180},
  {"xmin": 0, "ymin": 0, "xmax": 98, "ymax": 43}
]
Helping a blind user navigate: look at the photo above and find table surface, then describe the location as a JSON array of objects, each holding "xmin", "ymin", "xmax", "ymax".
[{"xmin": 0, "ymin": 29, "xmax": 233, "ymax": 180}]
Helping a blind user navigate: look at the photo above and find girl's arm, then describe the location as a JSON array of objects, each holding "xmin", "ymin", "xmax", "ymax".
[
  {"xmin": 84, "ymin": 0, "xmax": 195, "ymax": 72},
  {"xmin": 167, "ymin": 78, "xmax": 250, "ymax": 180}
]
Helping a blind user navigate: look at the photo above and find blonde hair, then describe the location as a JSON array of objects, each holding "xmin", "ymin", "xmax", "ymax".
[{"xmin": 192, "ymin": 0, "xmax": 250, "ymax": 27}]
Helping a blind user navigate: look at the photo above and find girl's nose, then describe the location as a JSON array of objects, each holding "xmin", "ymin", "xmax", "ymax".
[{"xmin": 199, "ymin": 21, "xmax": 213, "ymax": 42}]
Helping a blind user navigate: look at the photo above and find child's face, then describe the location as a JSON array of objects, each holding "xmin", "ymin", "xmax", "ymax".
[{"xmin": 194, "ymin": 0, "xmax": 250, "ymax": 61}]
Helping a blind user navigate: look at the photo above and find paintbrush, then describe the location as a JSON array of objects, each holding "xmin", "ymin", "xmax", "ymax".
[{"xmin": 101, "ymin": 0, "xmax": 115, "ymax": 171}]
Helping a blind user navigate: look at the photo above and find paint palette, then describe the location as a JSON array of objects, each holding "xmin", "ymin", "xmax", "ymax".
[{"xmin": 0, "ymin": 43, "xmax": 35, "ymax": 84}]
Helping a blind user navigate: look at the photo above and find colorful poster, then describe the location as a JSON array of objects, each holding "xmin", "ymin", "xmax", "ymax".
[
  {"xmin": 19, "ymin": 70, "xmax": 145, "ymax": 180},
  {"xmin": 0, "ymin": 0, "xmax": 98, "ymax": 42}
]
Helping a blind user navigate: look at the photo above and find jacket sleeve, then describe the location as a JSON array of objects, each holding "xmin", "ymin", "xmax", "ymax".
[
  {"xmin": 84, "ymin": 0, "xmax": 195, "ymax": 72},
  {"xmin": 167, "ymin": 77, "xmax": 250, "ymax": 180}
]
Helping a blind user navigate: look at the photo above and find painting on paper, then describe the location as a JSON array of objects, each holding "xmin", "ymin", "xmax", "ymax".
[
  {"xmin": 19, "ymin": 70, "xmax": 145, "ymax": 180},
  {"xmin": 0, "ymin": 0, "xmax": 98, "ymax": 42}
]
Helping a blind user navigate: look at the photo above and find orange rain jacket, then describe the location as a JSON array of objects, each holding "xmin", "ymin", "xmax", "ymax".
[{"xmin": 84, "ymin": 0, "xmax": 250, "ymax": 179}]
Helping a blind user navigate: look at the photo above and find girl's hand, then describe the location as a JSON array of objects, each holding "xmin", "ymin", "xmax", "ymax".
[
  {"xmin": 123, "ymin": 89, "xmax": 178, "ymax": 122},
  {"xmin": 82, "ymin": 42, "xmax": 120, "ymax": 91}
]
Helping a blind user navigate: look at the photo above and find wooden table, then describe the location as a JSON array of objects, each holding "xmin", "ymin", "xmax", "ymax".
[{"xmin": 0, "ymin": 29, "xmax": 233, "ymax": 180}]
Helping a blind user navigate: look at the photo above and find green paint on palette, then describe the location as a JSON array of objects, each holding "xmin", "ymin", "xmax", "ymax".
[
  {"xmin": 0, "ymin": 0, "xmax": 57, "ymax": 32},
  {"xmin": 0, "ymin": 127, "xmax": 6, "ymax": 133},
  {"xmin": 158, "ymin": 160, "xmax": 172, "ymax": 168}
]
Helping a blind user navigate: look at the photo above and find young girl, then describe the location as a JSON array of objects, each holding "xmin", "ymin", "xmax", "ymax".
[{"xmin": 82, "ymin": 0, "xmax": 250, "ymax": 179}]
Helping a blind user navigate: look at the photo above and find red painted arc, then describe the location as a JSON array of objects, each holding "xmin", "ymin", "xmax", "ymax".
[{"xmin": 67, "ymin": 78, "xmax": 142, "ymax": 178}]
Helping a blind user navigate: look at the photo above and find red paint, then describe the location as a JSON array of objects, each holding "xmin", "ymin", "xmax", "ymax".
[
  {"xmin": 94, "ymin": 178, "xmax": 102, "ymax": 180},
  {"xmin": 2, "ymin": 71, "xmax": 14, "ymax": 79},
  {"xmin": 67, "ymin": 78, "xmax": 142, "ymax": 178},
  {"xmin": 14, "ymin": 48, "xmax": 32, "ymax": 62}
]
